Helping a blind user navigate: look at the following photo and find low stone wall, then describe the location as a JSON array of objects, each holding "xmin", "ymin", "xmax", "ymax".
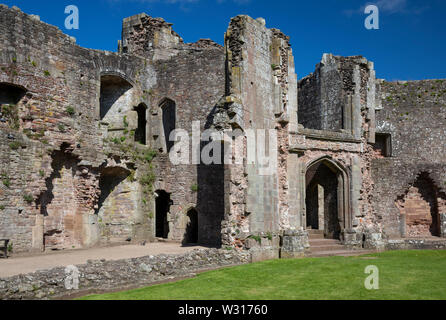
[
  {"xmin": 0, "ymin": 249, "xmax": 250, "ymax": 300},
  {"xmin": 441, "ymin": 214, "xmax": 446, "ymax": 238},
  {"xmin": 385, "ymin": 239, "xmax": 446, "ymax": 251}
]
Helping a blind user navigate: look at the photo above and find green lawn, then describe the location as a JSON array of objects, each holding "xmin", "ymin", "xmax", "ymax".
[{"xmin": 80, "ymin": 250, "xmax": 446, "ymax": 300}]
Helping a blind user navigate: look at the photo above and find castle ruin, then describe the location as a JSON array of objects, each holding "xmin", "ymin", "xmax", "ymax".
[{"xmin": 0, "ymin": 5, "xmax": 445, "ymax": 260}]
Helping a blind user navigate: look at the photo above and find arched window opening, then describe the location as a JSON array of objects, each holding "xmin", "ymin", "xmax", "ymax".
[
  {"xmin": 0, "ymin": 83, "xmax": 27, "ymax": 105},
  {"xmin": 134, "ymin": 103, "xmax": 147, "ymax": 145},
  {"xmin": 100, "ymin": 75, "xmax": 133, "ymax": 121},
  {"xmin": 160, "ymin": 98, "xmax": 176, "ymax": 153},
  {"xmin": 0, "ymin": 83, "xmax": 27, "ymax": 129}
]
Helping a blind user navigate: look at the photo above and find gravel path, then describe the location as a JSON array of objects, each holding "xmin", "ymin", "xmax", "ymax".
[{"xmin": 0, "ymin": 243, "xmax": 206, "ymax": 278}]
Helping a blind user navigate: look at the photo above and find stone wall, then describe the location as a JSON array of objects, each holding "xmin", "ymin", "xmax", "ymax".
[
  {"xmin": 291, "ymin": 55, "xmax": 380, "ymax": 248},
  {"xmin": 373, "ymin": 80, "xmax": 446, "ymax": 238},
  {"xmin": 147, "ymin": 37, "xmax": 226, "ymax": 246},
  {"xmin": 298, "ymin": 54, "xmax": 344, "ymax": 131},
  {"xmin": 0, "ymin": 4, "xmax": 445, "ymax": 258},
  {"xmin": 0, "ymin": 248, "xmax": 250, "ymax": 300},
  {"xmin": 215, "ymin": 15, "xmax": 300, "ymax": 250},
  {"xmin": 0, "ymin": 5, "xmax": 226, "ymax": 253}
]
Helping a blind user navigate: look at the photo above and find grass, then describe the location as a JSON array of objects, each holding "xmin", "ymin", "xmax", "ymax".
[
  {"xmin": 79, "ymin": 250, "xmax": 446, "ymax": 300},
  {"xmin": 23, "ymin": 194, "xmax": 34, "ymax": 204},
  {"xmin": 8, "ymin": 141, "xmax": 21, "ymax": 150},
  {"xmin": 66, "ymin": 106, "xmax": 75, "ymax": 116}
]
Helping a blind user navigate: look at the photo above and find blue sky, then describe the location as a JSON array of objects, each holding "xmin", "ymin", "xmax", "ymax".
[{"xmin": 2, "ymin": 0, "xmax": 445, "ymax": 80}]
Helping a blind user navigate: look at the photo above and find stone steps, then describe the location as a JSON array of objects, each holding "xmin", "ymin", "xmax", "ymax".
[
  {"xmin": 307, "ymin": 230, "xmax": 325, "ymax": 240},
  {"xmin": 309, "ymin": 239, "xmax": 341, "ymax": 246},
  {"xmin": 310, "ymin": 244, "xmax": 346, "ymax": 252},
  {"xmin": 307, "ymin": 230, "xmax": 373, "ymax": 257},
  {"xmin": 307, "ymin": 249, "xmax": 375, "ymax": 258},
  {"xmin": 309, "ymin": 241, "xmax": 345, "ymax": 252}
]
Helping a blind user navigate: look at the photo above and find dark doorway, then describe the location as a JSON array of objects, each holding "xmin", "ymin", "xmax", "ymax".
[
  {"xmin": 160, "ymin": 98, "xmax": 176, "ymax": 153},
  {"xmin": 155, "ymin": 190, "xmax": 171, "ymax": 239},
  {"xmin": 185, "ymin": 208, "xmax": 199, "ymax": 244},
  {"xmin": 306, "ymin": 161, "xmax": 341, "ymax": 239},
  {"xmin": 134, "ymin": 103, "xmax": 147, "ymax": 145}
]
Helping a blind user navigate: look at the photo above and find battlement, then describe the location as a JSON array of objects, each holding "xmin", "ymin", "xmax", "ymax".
[{"xmin": 120, "ymin": 13, "xmax": 222, "ymax": 61}]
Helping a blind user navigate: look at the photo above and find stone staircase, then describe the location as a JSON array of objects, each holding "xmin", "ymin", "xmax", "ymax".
[{"xmin": 307, "ymin": 230, "xmax": 374, "ymax": 257}]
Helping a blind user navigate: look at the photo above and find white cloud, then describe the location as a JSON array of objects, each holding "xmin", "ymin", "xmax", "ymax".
[
  {"xmin": 344, "ymin": 0, "xmax": 412, "ymax": 16},
  {"xmin": 374, "ymin": 0, "xmax": 407, "ymax": 13}
]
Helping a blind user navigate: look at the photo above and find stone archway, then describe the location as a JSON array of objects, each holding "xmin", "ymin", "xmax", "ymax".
[
  {"xmin": 305, "ymin": 157, "xmax": 351, "ymax": 240},
  {"xmin": 397, "ymin": 172, "xmax": 443, "ymax": 238}
]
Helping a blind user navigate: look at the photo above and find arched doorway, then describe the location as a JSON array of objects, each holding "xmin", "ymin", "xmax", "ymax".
[
  {"xmin": 305, "ymin": 157, "xmax": 350, "ymax": 240},
  {"xmin": 185, "ymin": 208, "xmax": 198, "ymax": 244},
  {"xmin": 155, "ymin": 190, "xmax": 171, "ymax": 239}
]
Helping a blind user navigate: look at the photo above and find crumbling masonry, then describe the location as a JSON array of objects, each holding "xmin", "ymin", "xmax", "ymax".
[{"xmin": 0, "ymin": 6, "xmax": 445, "ymax": 259}]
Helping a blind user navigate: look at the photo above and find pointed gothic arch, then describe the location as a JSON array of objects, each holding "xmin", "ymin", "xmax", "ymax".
[
  {"xmin": 305, "ymin": 156, "xmax": 352, "ymax": 239},
  {"xmin": 159, "ymin": 98, "xmax": 176, "ymax": 153}
]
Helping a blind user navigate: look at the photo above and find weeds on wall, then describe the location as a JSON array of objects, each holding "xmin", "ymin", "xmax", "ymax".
[
  {"xmin": 23, "ymin": 194, "xmax": 34, "ymax": 204},
  {"xmin": 8, "ymin": 141, "xmax": 21, "ymax": 150},
  {"xmin": 1, "ymin": 172, "xmax": 10, "ymax": 188},
  {"xmin": 0, "ymin": 104, "xmax": 20, "ymax": 130},
  {"xmin": 66, "ymin": 106, "xmax": 75, "ymax": 116},
  {"xmin": 104, "ymin": 123, "xmax": 158, "ymax": 222}
]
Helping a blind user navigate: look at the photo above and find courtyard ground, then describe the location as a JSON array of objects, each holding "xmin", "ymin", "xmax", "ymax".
[
  {"xmin": 80, "ymin": 250, "xmax": 446, "ymax": 300},
  {"xmin": 0, "ymin": 242, "xmax": 206, "ymax": 278}
]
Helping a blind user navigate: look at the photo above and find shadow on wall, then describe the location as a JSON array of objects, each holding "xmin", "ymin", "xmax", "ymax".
[
  {"xmin": 100, "ymin": 75, "xmax": 133, "ymax": 120},
  {"xmin": 96, "ymin": 167, "xmax": 131, "ymax": 215},
  {"xmin": 182, "ymin": 208, "xmax": 199, "ymax": 245},
  {"xmin": 194, "ymin": 106, "xmax": 224, "ymax": 248},
  {"xmin": 36, "ymin": 143, "xmax": 81, "ymax": 251}
]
